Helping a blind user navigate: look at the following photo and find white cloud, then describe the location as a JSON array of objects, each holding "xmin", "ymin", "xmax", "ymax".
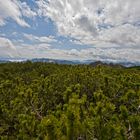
[
  {"xmin": 0, "ymin": 0, "xmax": 139, "ymax": 63},
  {"xmin": 98, "ymin": 24, "xmax": 140, "ymax": 47},
  {"xmin": 12, "ymin": 40, "xmax": 140, "ymax": 62},
  {"xmin": 35, "ymin": 0, "xmax": 140, "ymax": 62},
  {"xmin": 69, "ymin": 39, "xmax": 83, "ymax": 45},
  {"xmin": 0, "ymin": 36, "xmax": 139, "ymax": 63},
  {"xmin": 18, "ymin": 2, "xmax": 37, "ymax": 18},
  {"xmin": 66, "ymin": 47, "xmax": 140, "ymax": 62},
  {"xmin": 0, "ymin": 0, "xmax": 37, "ymax": 27},
  {"xmin": 0, "ymin": 37, "xmax": 18, "ymax": 58},
  {"xmin": 23, "ymin": 33, "xmax": 57, "ymax": 43},
  {"xmin": 36, "ymin": 0, "xmax": 140, "ymax": 48}
]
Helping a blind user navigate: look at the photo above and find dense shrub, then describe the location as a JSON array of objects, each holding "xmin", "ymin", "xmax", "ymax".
[{"xmin": 0, "ymin": 62, "xmax": 140, "ymax": 139}]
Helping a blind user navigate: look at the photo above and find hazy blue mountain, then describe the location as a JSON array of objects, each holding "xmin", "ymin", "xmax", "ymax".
[
  {"xmin": 31, "ymin": 58, "xmax": 81, "ymax": 64},
  {"xmin": 0, "ymin": 58, "xmax": 139, "ymax": 67}
]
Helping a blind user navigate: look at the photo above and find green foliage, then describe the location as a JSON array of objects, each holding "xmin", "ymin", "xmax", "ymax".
[{"xmin": 0, "ymin": 62, "xmax": 140, "ymax": 139}]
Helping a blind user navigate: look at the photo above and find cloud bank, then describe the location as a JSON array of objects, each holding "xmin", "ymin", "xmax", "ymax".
[
  {"xmin": 37, "ymin": 0, "xmax": 140, "ymax": 47},
  {"xmin": 0, "ymin": 0, "xmax": 140, "ymax": 63},
  {"xmin": 0, "ymin": 37, "xmax": 18, "ymax": 57}
]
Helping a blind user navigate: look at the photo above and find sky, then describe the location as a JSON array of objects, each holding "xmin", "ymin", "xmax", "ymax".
[{"xmin": 0, "ymin": 0, "xmax": 140, "ymax": 63}]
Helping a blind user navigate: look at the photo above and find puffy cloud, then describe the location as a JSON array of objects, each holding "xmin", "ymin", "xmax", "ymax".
[
  {"xmin": 35, "ymin": 0, "xmax": 140, "ymax": 62},
  {"xmin": 0, "ymin": 0, "xmax": 139, "ymax": 63},
  {"xmin": 0, "ymin": 0, "xmax": 37, "ymax": 27},
  {"xmin": 36, "ymin": 0, "xmax": 140, "ymax": 48},
  {"xmin": 14, "ymin": 42, "xmax": 140, "ymax": 62},
  {"xmin": 18, "ymin": 2, "xmax": 37, "ymax": 18},
  {"xmin": 69, "ymin": 39, "xmax": 83, "ymax": 45},
  {"xmin": 0, "ymin": 37, "xmax": 18, "ymax": 57},
  {"xmin": 23, "ymin": 33, "xmax": 57, "ymax": 43},
  {"xmin": 66, "ymin": 47, "xmax": 140, "ymax": 62},
  {"xmin": 99, "ymin": 24, "xmax": 140, "ymax": 47},
  {"xmin": 0, "ymin": 36, "xmax": 139, "ymax": 63}
]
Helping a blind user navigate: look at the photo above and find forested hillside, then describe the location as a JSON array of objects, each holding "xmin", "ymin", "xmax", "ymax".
[{"xmin": 0, "ymin": 62, "xmax": 140, "ymax": 140}]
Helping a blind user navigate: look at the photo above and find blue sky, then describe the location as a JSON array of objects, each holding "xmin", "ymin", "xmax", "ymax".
[{"xmin": 0, "ymin": 0, "xmax": 140, "ymax": 63}]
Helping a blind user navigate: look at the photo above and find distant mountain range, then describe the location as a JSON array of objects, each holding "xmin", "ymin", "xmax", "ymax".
[
  {"xmin": 0, "ymin": 58, "xmax": 82, "ymax": 65},
  {"xmin": 0, "ymin": 58, "xmax": 140, "ymax": 67},
  {"xmin": 31, "ymin": 58, "xmax": 80, "ymax": 65},
  {"xmin": 88, "ymin": 61, "xmax": 140, "ymax": 68}
]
